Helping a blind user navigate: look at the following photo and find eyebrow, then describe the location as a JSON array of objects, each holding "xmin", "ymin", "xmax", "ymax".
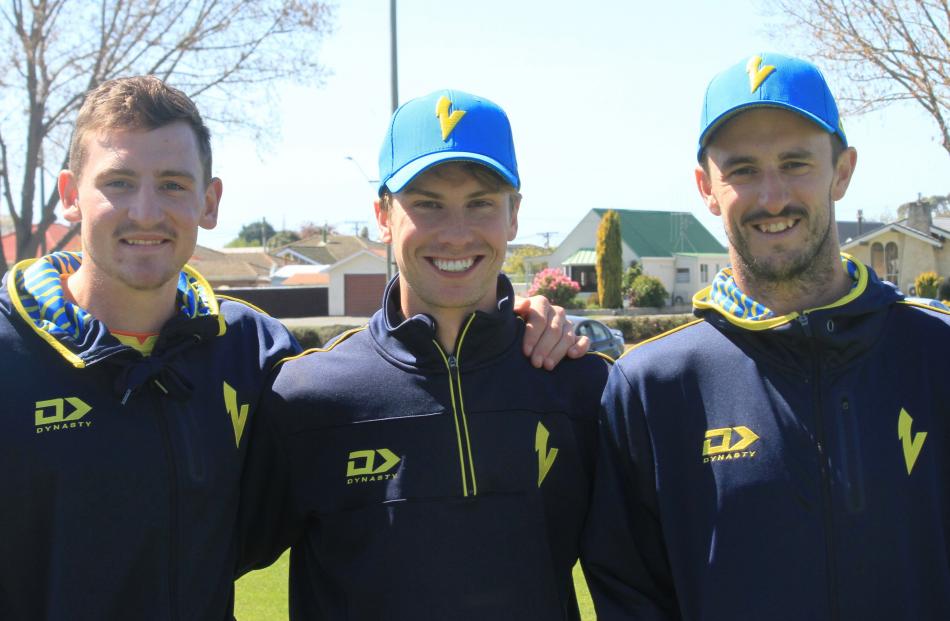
[
  {"xmin": 721, "ymin": 148, "xmax": 817, "ymax": 170},
  {"xmin": 94, "ymin": 167, "xmax": 197, "ymax": 182},
  {"xmin": 403, "ymin": 187, "xmax": 495, "ymax": 199}
]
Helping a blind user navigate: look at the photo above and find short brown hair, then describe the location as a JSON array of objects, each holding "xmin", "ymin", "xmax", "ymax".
[
  {"xmin": 379, "ymin": 161, "xmax": 519, "ymax": 210},
  {"xmin": 69, "ymin": 76, "xmax": 212, "ymax": 182}
]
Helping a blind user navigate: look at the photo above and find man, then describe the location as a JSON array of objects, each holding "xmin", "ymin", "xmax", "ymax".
[
  {"xmin": 584, "ymin": 53, "xmax": 950, "ymax": 620},
  {"xmin": 239, "ymin": 90, "xmax": 611, "ymax": 620},
  {"xmin": 0, "ymin": 78, "xmax": 578, "ymax": 620}
]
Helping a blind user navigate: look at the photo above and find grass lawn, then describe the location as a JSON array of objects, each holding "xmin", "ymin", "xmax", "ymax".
[{"xmin": 235, "ymin": 553, "xmax": 596, "ymax": 620}]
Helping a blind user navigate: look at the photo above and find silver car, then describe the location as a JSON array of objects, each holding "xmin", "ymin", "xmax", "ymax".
[{"xmin": 569, "ymin": 315, "xmax": 625, "ymax": 359}]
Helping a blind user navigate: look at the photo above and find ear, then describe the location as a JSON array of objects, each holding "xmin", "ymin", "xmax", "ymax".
[
  {"xmin": 507, "ymin": 193, "xmax": 521, "ymax": 242},
  {"xmin": 198, "ymin": 177, "xmax": 222, "ymax": 230},
  {"xmin": 375, "ymin": 197, "xmax": 392, "ymax": 243},
  {"xmin": 831, "ymin": 147, "xmax": 857, "ymax": 202},
  {"xmin": 694, "ymin": 164, "xmax": 720, "ymax": 216},
  {"xmin": 59, "ymin": 170, "xmax": 82, "ymax": 223}
]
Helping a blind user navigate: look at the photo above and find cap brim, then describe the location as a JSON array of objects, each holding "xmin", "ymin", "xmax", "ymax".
[
  {"xmin": 698, "ymin": 101, "xmax": 841, "ymax": 158},
  {"xmin": 380, "ymin": 151, "xmax": 520, "ymax": 195}
]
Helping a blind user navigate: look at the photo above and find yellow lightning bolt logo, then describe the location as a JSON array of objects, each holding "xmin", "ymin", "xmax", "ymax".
[
  {"xmin": 746, "ymin": 55, "xmax": 776, "ymax": 93},
  {"xmin": 898, "ymin": 408, "xmax": 927, "ymax": 475},
  {"xmin": 223, "ymin": 381, "xmax": 250, "ymax": 448},
  {"xmin": 435, "ymin": 95, "xmax": 466, "ymax": 141},
  {"xmin": 536, "ymin": 422, "xmax": 558, "ymax": 487}
]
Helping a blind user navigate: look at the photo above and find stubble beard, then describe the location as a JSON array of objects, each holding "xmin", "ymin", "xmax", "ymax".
[{"xmin": 727, "ymin": 191, "xmax": 840, "ymax": 303}]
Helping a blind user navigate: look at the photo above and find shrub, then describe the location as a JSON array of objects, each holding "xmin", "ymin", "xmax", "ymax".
[
  {"xmin": 628, "ymin": 274, "xmax": 668, "ymax": 308},
  {"xmin": 528, "ymin": 268, "xmax": 580, "ymax": 307},
  {"xmin": 621, "ymin": 263, "xmax": 643, "ymax": 297},
  {"xmin": 596, "ymin": 210, "xmax": 623, "ymax": 308},
  {"xmin": 914, "ymin": 271, "xmax": 941, "ymax": 299},
  {"xmin": 601, "ymin": 314, "xmax": 693, "ymax": 344},
  {"xmin": 288, "ymin": 324, "xmax": 363, "ymax": 350},
  {"xmin": 939, "ymin": 278, "xmax": 950, "ymax": 303}
]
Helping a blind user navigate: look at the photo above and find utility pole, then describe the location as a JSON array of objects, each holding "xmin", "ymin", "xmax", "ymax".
[
  {"xmin": 537, "ymin": 231, "xmax": 557, "ymax": 248},
  {"xmin": 387, "ymin": 0, "xmax": 398, "ymax": 280}
]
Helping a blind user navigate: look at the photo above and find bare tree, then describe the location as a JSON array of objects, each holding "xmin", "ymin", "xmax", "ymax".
[
  {"xmin": 0, "ymin": 0, "xmax": 334, "ymax": 270},
  {"xmin": 770, "ymin": 0, "xmax": 949, "ymax": 157}
]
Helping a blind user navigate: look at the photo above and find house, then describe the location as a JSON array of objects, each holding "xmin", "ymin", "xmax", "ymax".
[
  {"xmin": 841, "ymin": 200, "xmax": 950, "ymax": 294},
  {"xmin": 272, "ymin": 233, "xmax": 390, "ymax": 316},
  {"xmin": 549, "ymin": 209, "xmax": 728, "ymax": 305},
  {"xmin": 1, "ymin": 222, "xmax": 82, "ymax": 262},
  {"xmin": 190, "ymin": 246, "xmax": 274, "ymax": 288}
]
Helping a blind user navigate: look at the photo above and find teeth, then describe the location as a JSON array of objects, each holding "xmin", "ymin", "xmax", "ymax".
[
  {"xmin": 432, "ymin": 257, "xmax": 474, "ymax": 272},
  {"xmin": 757, "ymin": 219, "xmax": 796, "ymax": 234},
  {"xmin": 125, "ymin": 239, "xmax": 164, "ymax": 246}
]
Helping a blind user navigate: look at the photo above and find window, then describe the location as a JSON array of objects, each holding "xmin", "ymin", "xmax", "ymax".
[
  {"xmin": 700, "ymin": 264, "xmax": 709, "ymax": 283},
  {"xmin": 885, "ymin": 242, "xmax": 899, "ymax": 284},
  {"xmin": 871, "ymin": 242, "xmax": 884, "ymax": 276},
  {"xmin": 676, "ymin": 268, "xmax": 690, "ymax": 283},
  {"xmin": 571, "ymin": 266, "xmax": 597, "ymax": 292}
]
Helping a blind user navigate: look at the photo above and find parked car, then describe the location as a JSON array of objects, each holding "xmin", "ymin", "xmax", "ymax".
[{"xmin": 568, "ymin": 315, "xmax": 625, "ymax": 359}]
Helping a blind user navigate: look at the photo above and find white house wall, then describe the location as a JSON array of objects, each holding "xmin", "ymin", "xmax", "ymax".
[
  {"xmin": 328, "ymin": 253, "xmax": 387, "ymax": 316},
  {"xmin": 550, "ymin": 210, "xmax": 638, "ymax": 270}
]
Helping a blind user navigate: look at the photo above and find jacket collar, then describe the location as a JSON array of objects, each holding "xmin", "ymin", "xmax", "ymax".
[
  {"xmin": 369, "ymin": 274, "xmax": 521, "ymax": 372},
  {"xmin": 692, "ymin": 254, "xmax": 902, "ymax": 333},
  {"xmin": 692, "ymin": 255, "xmax": 903, "ymax": 368},
  {"xmin": 1, "ymin": 251, "xmax": 224, "ymax": 368}
]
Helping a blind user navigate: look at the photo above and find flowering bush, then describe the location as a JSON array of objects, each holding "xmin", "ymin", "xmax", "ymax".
[
  {"xmin": 915, "ymin": 271, "xmax": 941, "ymax": 299},
  {"xmin": 528, "ymin": 268, "xmax": 580, "ymax": 307}
]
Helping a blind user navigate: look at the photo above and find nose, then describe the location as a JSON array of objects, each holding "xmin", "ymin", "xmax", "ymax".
[
  {"xmin": 756, "ymin": 167, "xmax": 790, "ymax": 214},
  {"xmin": 126, "ymin": 186, "xmax": 165, "ymax": 227},
  {"xmin": 436, "ymin": 208, "xmax": 475, "ymax": 247}
]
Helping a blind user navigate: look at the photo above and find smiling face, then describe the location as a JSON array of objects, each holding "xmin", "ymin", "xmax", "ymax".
[
  {"xmin": 377, "ymin": 162, "xmax": 520, "ymax": 324},
  {"xmin": 696, "ymin": 107, "xmax": 856, "ymax": 290},
  {"xmin": 60, "ymin": 122, "xmax": 221, "ymax": 300}
]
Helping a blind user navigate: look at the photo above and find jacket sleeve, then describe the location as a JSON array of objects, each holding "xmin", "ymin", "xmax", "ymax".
[
  {"xmin": 581, "ymin": 363, "xmax": 681, "ymax": 620},
  {"xmin": 235, "ymin": 368, "xmax": 306, "ymax": 577}
]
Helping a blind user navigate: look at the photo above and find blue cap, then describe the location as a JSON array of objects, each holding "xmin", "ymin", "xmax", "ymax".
[
  {"xmin": 378, "ymin": 89, "xmax": 519, "ymax": 195},
  {"xmin": 698, "ymin": 53, "xmax": 847, "ymax": 159}
]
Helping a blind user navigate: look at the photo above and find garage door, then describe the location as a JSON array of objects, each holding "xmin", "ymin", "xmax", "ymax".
[{"xmin": 344, "ymin": 274, "xmax": 387, "ymax": 316}]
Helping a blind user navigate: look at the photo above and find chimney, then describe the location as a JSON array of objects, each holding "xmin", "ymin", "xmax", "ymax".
[{"xmin": 903, "ymin": 200, "xmax": 933, "ymax": 234}]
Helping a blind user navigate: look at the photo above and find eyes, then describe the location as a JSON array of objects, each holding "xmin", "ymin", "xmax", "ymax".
[
  {"xmin": 411, "ymin": 197, "xmax": 498, "ymax": 210},
  {"xmin": 100, "ymin": 177, "xmax": 192, "ymax": 193},
  {"xmin": 724, "ymin": 159, "xmax": 812, "ymax": 181}
]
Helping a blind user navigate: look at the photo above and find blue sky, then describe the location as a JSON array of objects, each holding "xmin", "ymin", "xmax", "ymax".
[{"xmin": 200, "ymin": 0, "xmax": 950, "ymax": 249}]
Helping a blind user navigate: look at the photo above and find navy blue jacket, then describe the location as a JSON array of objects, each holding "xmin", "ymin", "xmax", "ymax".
[
  {"xmin": 0, "ymin": 253, "xmax": 299, "ymax": 621},
  {"xmin": 239, "ymin": 275, "xmax": 610, "ymax": 620},
  {"xmin": 583, "ymin": 260, "xmax": 950, "ymax": 620}
]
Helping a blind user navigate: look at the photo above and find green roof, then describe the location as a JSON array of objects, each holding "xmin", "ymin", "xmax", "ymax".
[
  {"xmin": 563, "ymin": 248, "xmax": 597, "ymax": 265},
  {"xmin": 592, "ymin": 209, "xmax": 726, "ymax": 258}
]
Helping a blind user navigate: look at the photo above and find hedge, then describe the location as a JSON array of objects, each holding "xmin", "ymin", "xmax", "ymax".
[
  {"xmin": 288, "ymin": 324, "xmax": 363, "ymax": 350},
  {"xmin": 599, "ymin": 314, "xmax": 694, "ymax": 344}
]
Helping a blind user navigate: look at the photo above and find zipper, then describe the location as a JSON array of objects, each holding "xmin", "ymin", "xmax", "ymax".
[
  {"xmin": 799, "ymin": 312, "xmax": 839, "ymax": 621},
  {"xmin": 155, "ymin": 405, "xmax": 180, "ymax": 621},
  {"xmin": 433, "ymin": 314, "xmax": 479, "ymax": 497}
]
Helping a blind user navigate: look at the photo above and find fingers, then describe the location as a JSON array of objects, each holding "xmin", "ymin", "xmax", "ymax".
[
  {"xmin": 568, "ymin": 334, "xmax": 591, "ymax": 359},
  {"xmin": 530, "ymin": 306, "xmax": 570, "ymax": 369}
]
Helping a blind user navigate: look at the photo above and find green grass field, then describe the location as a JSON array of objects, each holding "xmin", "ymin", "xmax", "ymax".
[{"xmin": 235, "ymin": 553, "xmax": 596, "ymax": 620}]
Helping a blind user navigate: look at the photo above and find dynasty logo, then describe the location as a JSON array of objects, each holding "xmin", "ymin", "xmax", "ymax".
[
  {"xmin": 35, "ymin": 397, "xmax": 92, "ymax": 434},
  {"xmin": 346, "ymin": 448, "xmax": 401, "ymax": 484},
  {"xmin": 702, "ymin": 425, "xmax": 759, "ymax": 463}
]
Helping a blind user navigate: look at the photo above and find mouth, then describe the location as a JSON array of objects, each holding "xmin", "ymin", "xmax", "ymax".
[
  {"xmin": 429, "ymin": 256, "xmax": 481, "ymax": 273},
  {"xmin": 119, "ymin": 236, "xmax": 171, "ymax": 247},
  {"xmin": 753, "ymin": 218, "xmax": 800, "ymax": 234}
]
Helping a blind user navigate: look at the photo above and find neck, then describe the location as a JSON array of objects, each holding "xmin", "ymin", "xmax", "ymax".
[
  {"xmin": 731, "ymin": 250, "xmax": 852, "ymax": 316},
  {"xmin": 67, "ymin": 267, "xmax": 178, "ymax": 334}
]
